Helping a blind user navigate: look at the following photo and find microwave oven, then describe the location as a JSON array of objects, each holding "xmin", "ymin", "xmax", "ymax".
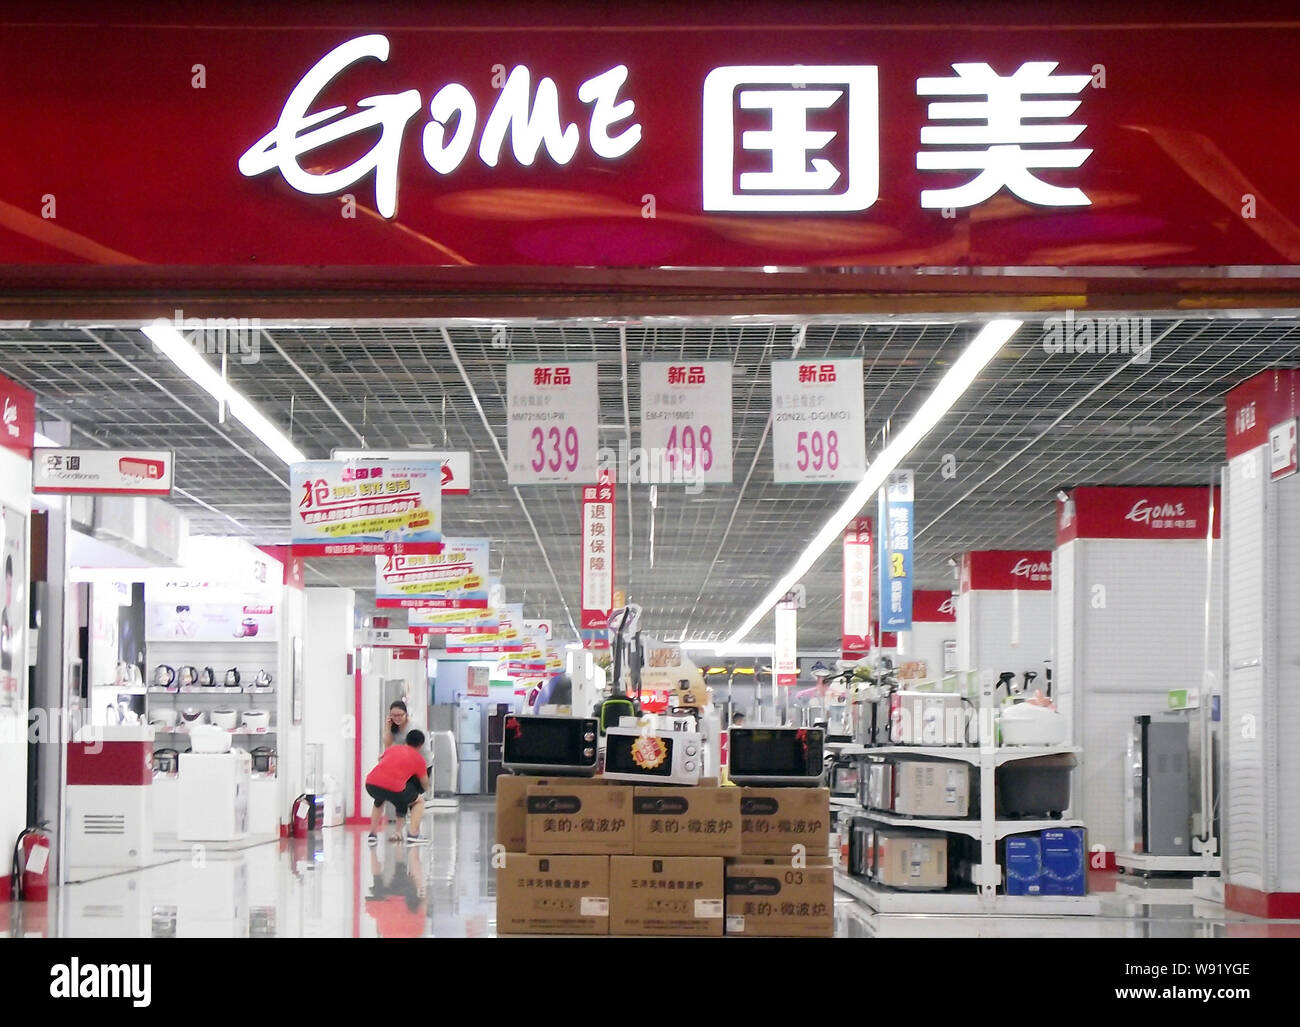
[
  {"xmin": 502, "ymin": 715, "xmax": 599, "ymax": 776},
  {"xmin": 601, "ymin": 727, "xmax": 703, "ymax": 786},
  {"xmin": 829, "ymin": 756, "xmax": 862, "ymax": 797},
  {"xmin": 889, "ymin": 691, "xmax": 967, "ymax": 746},
  {"xmin": 727, "ymin": 727, "xmax": 826, "ymax": 786}
]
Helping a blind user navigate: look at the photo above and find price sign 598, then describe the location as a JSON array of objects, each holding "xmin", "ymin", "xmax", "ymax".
[{"xmin": 795, "ymin": 430, "xmax": 840, "ymax": 472}]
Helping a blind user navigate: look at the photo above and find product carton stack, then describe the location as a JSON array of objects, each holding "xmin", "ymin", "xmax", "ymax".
[
  {"xmin": 727, "ymin": 786, "xmax": 834, "ymax": 937},
  {"xmin": 495, "ymin": 775, "xmax": 740, "ymax": 936}
]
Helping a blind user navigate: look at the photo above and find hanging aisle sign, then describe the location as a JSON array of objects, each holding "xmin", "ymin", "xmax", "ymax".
[
  {"xmin": 33, "ymin": 448, "xmax": 174, "ymax": 496},
  {"xmin": 580, "ymin": 470, "xmax": 616, "ymax": 630},
  {"xmin": 375, "ymin": 538, "xmax": 489, "ymax": 608},
  {"xmin": 332, "ymin": 449, "xmax": 473, "ymax": 496},
  {"xmin": 640, "ymin": 361, "xmax": 733, "ymax": 485},
  {"xmin": 507, "ymin": 362, "xmax": 599, "ymax": 485},
  {"xmin": 878, "ymin": 470, "xmax": 914, "ymax": 632},
  {"xmin": 290, "ymin": 460, "xmax": 442, "ymax": 556},
  {"xmin": 842, "ymin": 516, "xmax": 873, "ymax": 653},
  {"xmin": 409, "ymin": 606, "xmax": 500, "ymax": 635},
  {"xmin": 774, "ymin": 593, "xmax": 799, "ymax": 687},
  {"xmin": 770, "ymin": 359, "xmax": 866, "ymax": 483}
]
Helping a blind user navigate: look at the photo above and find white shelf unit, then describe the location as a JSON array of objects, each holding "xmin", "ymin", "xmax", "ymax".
[
  {"xmin": 832, "ymin": 678, "xmax": 1093, "ymax": 914},
  {"xmin": 1116, "ymin": 852, "xmax": 1222, "ymax": 875}
]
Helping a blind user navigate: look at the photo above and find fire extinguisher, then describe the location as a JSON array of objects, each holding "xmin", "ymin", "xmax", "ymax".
[
  {"xmin": 11, "ymin": 823, "xmax": 52, "ymax": 902},
  {"xmin": 289, "ymin": 794, "xmax": 321, "ymax": 837}
]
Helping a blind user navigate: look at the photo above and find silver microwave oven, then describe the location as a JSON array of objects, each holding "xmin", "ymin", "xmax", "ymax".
[
  {"xmin": 502, "ymin": 715, "xmax": 599, "ymax": 776},
  {"xmin": 601, "ymin": 727, "xmax": 704, "ymax": 786},
  {"xmin": 728, "ymin": 727, "xmax": 826, "ymax": 785}
]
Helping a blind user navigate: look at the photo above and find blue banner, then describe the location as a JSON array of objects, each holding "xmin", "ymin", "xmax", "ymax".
[{"xmin": 878, "ymin": 470, "xmax": 914, "ymax": 632}]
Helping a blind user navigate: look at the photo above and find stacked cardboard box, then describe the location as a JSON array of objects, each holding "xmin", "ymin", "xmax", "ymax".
[
  {"xmin": 495, "ymin": 776, "xmax": 740, "ymax": 936},
  {"xmin": 1002, "ymin": 827, "xmax": 1088, "ymax": 896},
  {"xmin": 728, "ymin": 787, "xmax": 834, "ymax": 937}
]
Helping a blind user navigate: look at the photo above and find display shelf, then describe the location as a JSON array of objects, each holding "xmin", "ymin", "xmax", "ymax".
[
  {"xmin": 834, "ymin": 870, "xmax": 1102, "ymax": 916},
  {"xmin": 849, "ymin": 807, "xmax": 982, "ymax": 839},
  {"xmin": 826, "ymin": 744, "xmax": 1079, "ymax": 766},
  {"xmin": 1116, "ymin": 852, "xmax": 1221, "ymax": 875},
  {"xmin": 153, "ymin": 726, "xmax": 276, "ymax": 736},
  {"xmin": 149, "ymin": 687, "xmax": 275, "ymax": 695}
]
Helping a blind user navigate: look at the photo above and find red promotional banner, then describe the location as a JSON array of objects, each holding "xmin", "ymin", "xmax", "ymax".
[
  {"xmin": 5, "ymin": 4, "xmax": 1300, "ymax": 276},
  {"xmin": 842, "ymin": 622, "xmax": 897, "ymax": 660},
  {"xmin": 960, "ymin": 550, "xmax": 1052, "ymax": 592},
  {"xmin": 0, "ymin": 371, "xmax": 34, "ymax": 458},
  {"xmin": 1056, "ymin": 486, "xmax": 1221, "ymax": 544},
  {"xmin": 580, "ymin": 470, "xmax": 616, "ymax": 630},
  {"xmin": 1225, "ymin": 369, "xmax": 1300, "ymax": 460},
  {"xmin": 841, "ymin": 516, "xmax": 873, "ymax": 653},
  {"xmin": 912, "ymin": 589, "xmax": 956, "ymax": 623}
]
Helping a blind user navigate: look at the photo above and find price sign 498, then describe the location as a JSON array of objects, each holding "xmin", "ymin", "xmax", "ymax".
[
  {"xmin": 795, "ymin": 430, "xmax": 840, "ymax": 472},
  {"xmin": 663, "ymin": 425, "xmax": 716, "ymax": 472}
]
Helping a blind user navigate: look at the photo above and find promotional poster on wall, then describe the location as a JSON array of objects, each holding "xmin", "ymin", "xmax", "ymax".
[{"xmin": 146, "ymin": 600, "xmax": 279, "ymax": 642}]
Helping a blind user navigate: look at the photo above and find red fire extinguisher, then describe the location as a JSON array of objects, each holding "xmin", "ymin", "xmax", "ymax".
[
  {"xmin": 289, "ymin": 794, "xmax": 321, "ymax": 837},
  {"xmin": 11, "ymin": 824, "xmax": 52, "ymax": 903}
]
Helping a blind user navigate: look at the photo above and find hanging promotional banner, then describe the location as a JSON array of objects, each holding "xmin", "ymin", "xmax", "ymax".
[
  {"xmin": 960, "ymin": 550, "xmax": 1053, "ymax": 592},
  {"xmin": 290, "ymin": 460, "xmax": 442, "ymax": 556},
  {"xmin": 770, "ymin": 358, "xmax": 866, "ymax": 483},
  {"xmin": 33, "ymin": 448, "xmax": 174, "ymax": 496},
  {"xmin": 0, "ymin": 372, "xmax": 34, "ymax": 459},
  {"xmin": 580, "ymin": 471, "xmax": 616, "ymax": 630},
  {"xmin": 332, "ymin": 449, "xmax": 473, "ymax": 496},
  {"xmin": 507, "ymin": 362, "xmax": 600, "ymax": 485},
  {"xmin": 445, "ymin": 603, "xmax": 523, "ymax": 655},
  {"xmin": 842, "ymin": 516, "xmax": 873, "ymax": 653},
  {"xmin": 878, "ymin": 470, "xmax": 914, "ymax": 632},
  {"xmin": 639, "ymin": 361, "xmax": 734, "ymax": 485},
  {"xmin": 409, "ymin": 606, "xmax": 500, "ymax": 636},
  {"xmin": 775, "ymin": 594, "xmax": 799, "ymax": 687},
  {"xmin": 374, "ymin": 538, "xmax": 489, "ymax": 608},
  {"xmin": 524, "ymin": 620, "xmax": 554, "ymax": 642},
  {"xmin": 581, "ymin": 629, "xmax": 611, "ymax": 651}
]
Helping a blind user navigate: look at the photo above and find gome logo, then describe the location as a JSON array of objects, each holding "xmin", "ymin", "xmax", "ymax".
[
  {"xmin": 1011, "ymin": 558, "xmax": 1050, "ymax": 577},
  {"xmin": 3, "ymin": 397, "xmax": 18, "ymax": 437},
  {"xmin": 49, "ymin": 959, "xmax": 151, "ymax": 1008},
  {"xmin": 1125, "ymin": 499, "xmax": 1185, "ymax": 526},
  {"xmin": 938, "ymin": 596, "xmax": 956, "ymax": 615}
]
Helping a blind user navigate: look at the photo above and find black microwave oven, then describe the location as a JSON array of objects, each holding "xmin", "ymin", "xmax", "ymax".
[
  {"xmin": 502, "ymin": 715, "xmax": 599, "ymax": 776},
  {"xmin": 728, "ymin": 726, "xmax": 826, "ymax": 785}
]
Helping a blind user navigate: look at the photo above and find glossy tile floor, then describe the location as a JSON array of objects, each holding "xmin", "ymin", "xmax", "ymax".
[{"xmin": 5, "ymin": 799, "xmax": 1299, "ymax": 938}]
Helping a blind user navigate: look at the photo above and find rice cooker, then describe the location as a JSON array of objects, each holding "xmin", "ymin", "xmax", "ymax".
[
  {"xmin": 190, "ymin": 724, "xmax": 233, "ymax": 754},
  {"xmin": 179, "ymin": 708, "xmax": 207, "ymax": 727},
  {"xmin": 1000, "ymin": 702, "xmax": 1068, "ymax": 746},
  {"xmin": 150, "ymin": 707, "xmax": 179, "ymax": 729},
  {"xmin": 153, "ymin": 748, "xmax": 180, "ymax": 774},
  {"xmin": 210, "ymin": 708, "xmax": 239, "ymax": 731},
  {"xmin": 251, "ymin": 746, "xmax": 277, "ymax": 774},
  {"xmin": 241, "ymin": 710, "xmax": 270, "ymax": 732}
]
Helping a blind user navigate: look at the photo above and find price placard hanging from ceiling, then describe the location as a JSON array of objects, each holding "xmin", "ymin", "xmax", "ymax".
[
  {"xmin": 770, "ymin": 358, "xmax": 866, "ymax": 483},
  {"xmin": 374, "ymin": 538, "xmax": 489, "ymax": 609},
  {"xmin": 639, "ymin": 361, "xmax": 733, "ymax": 485},
  {"xmin": 507, "ymin": 362, "xmax": 600, "ymax": 485},
  {"xmin": 878, "ymin": 470, "xmax": 914, "ymax": 632},
  {"xmin": 409, "ymin": 605, "xmax": 500, "ymax": 636},
  {"xmin": 842, "ymin": 516, "xmax": 873, "ymax": 653},
  {"xmin": 775, "ymin": 594, "xmax": 799, "ymax": 687},
  {"xmin": 580, "ymin": 471, "xmax": 616, "ymax": 630},
  {"xmin": 290, "ymin": 460, "xmax": 443, "ymax": 556}
]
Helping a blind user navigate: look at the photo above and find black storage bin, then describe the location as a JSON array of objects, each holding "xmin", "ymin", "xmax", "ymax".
[{"xmin": 996, "ymin": 753, "xmax": 1076, "ymax": 818}]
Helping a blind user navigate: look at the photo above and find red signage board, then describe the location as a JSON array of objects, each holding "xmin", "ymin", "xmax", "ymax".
[
  {"xmin": 912, "ymin": 589, "xmax": 957, "ymax": 623},
  {"xmin": 841, "ymin": 516, "xmax": 873, "ymax": 653},
  {"xmin": 1225, "ymin": 369, "xmax": 1300, "ymax": 460},
  {"xmin": 1056, "ymin": 486, "xmax": 1221, "ymax": 544},
  {"xmin": 960, "ymin": 550, "xmax": 1052, "ymax": 592},
  {"xmin": 5, "ymin": 4, "xmax": 1300, "ymax": 274},
  {"xmin": 579, "ymin": 470, "xmax": 616, "ymax": 630},
  {"xmin": 0, "ymin": 371, "xmax": 34, "ymax": 458}
]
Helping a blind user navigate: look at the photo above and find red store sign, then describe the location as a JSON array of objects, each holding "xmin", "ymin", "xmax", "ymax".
[
  {"xmin": 4, "ymin": 4, "xmax": 1300, "ymax": 272},
  {"xmin": 1056, "ymin": 486, "xmax": 1221, "ymax": 544},
  {"xmin": 912, "ymin": 589, "xmax": 957, "ymax": 623},
  {"xmin": 960, "ymin": 550, "xmax": 1052, "ymax": 592}
]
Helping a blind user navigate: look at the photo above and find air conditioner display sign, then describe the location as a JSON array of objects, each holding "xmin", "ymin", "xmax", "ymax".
[{"xmin": 33, "ymin": 449, "xmax": 174, "ymax": 496}]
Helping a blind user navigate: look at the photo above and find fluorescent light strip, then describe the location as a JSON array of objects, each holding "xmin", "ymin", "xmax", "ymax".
[
  {"xmin": 725, "ymin": 318, "xmax": 1022, "ymax": 647},
  {"xmin": 142, "ymin": 320, "xmax": 306, "ymax": 465}
]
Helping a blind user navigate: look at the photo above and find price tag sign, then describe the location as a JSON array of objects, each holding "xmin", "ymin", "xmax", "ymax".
[
  {"xmin": 770, "ymin": 358, "xmax": 866, "ymax": 483},
  {"xmin": 507, "ymin": 362, "xmax": 599, "ymax": 485},
  {"xmin": 640, "ymin": 361, "xmax": 733, "ymax": 484}
]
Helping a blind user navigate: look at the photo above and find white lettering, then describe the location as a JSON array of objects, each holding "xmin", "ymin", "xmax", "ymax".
[
  {"xmin": 578, "ymin": 64, "xmax": 641, "ymax": 159},
  {"xmin": 479, "ymin": 65, "xmax": 579, "ymax": 168},
  {"xmin": 423, "ymin": 82, "xmax": 478, "ymax": 174}
]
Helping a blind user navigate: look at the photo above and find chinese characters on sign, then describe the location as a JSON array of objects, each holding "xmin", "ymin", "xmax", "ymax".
[
  {"xmin": 842, "ymin": 516, "xmax": 873, "ymax": 654},
  {"xmin": 374, "ymin": 538, "xmax": 489, "ymax": 608},
  {"xmin": 702, "ymin": 61, "xmax": 1092, "ymax": 214},
  {"xmin": 877, "ymin": 471, "xmax": 914, "ymax": 632},
  {"xmin": 580, "ymin": 472, "xmax": 616, "ymax": 630},
  {"xmin": 775, "ymin": 593, "xmax": 798, "ymax": 687},
  {"xmin": 32, "ymin": 449, "xmax": 174, "ymax": 496},
  {"xmin": 507, "ymin": 363, "xmax": 599, "ymax": 484},
  {"xmin": 289, "ymin": 460, "xmax": 442, "ymax": 556},
  {"xmin": 639, "ymin": 361, "xmax": 734, "ymax": 485},
  {"xmin": 770, "ymin": 358, "xmax": 865, "ymax": 483}
]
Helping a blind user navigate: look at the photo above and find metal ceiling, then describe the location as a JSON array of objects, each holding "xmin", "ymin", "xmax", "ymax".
[{"xmin": 2, "ymin": 313, "xmax": 1294, "ymax": 647}]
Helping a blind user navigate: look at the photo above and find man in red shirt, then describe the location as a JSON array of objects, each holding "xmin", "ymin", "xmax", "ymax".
[{"xmin": 365, "ymin": 729, "xmax": 431, "ymax": 845}]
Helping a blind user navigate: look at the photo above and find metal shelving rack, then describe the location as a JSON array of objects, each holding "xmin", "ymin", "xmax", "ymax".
[{"xmin": 828, "ymin": 677, "xmax": 1101, "ymax": 915}]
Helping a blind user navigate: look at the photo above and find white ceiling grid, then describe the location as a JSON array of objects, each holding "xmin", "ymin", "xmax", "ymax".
[{"xmin": 2, "ymin": 315, "xmax": 1296, "ymax": 647}]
